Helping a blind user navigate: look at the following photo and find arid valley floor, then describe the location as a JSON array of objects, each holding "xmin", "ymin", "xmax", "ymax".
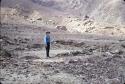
[{"xmin": 0, "ymin": 23, "xmax": 125, "ymax": 84}]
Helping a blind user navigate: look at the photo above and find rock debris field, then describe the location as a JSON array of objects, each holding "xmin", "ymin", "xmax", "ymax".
[{"xmin": 0, "ymin": 23, "xmax": 125, "ymax": 84}]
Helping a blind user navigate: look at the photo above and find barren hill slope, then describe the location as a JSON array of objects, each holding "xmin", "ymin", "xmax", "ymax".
[{"xmin": 1, "ymin": 0, "xmax": 125, "ymax": 35}]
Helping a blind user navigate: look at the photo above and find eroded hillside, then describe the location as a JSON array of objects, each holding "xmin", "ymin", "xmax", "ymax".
[{"xmin": 1, "ymin": 0, "xmax": 125, "ymax": 35}]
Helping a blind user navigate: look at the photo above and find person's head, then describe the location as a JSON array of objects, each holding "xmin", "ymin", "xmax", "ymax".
[{"xmin": 46, "ymin": 31, "xmax": 50, "ymax": 36}]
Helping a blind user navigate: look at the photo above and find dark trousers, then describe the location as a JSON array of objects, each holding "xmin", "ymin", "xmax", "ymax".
[{"xmin": 46, "ymin": 43, "xmax": 50, "ymax": 57}]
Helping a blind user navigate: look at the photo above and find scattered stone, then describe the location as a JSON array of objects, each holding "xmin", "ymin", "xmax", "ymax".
[
  {"xmin": 0, "ymin": 48, "xmax": 11, "ymax": 57},
  {"xmin": 56, "ymin": 26, "xmax": 67, "ymax": 31},
  {"xmin": 68, "ymin": 59, "xmax": 78, "ymax": 64},
  {"xmin": 43, "ymin": 63, "xmax": 52, "ymax": 67},
  {"xmin": 111, "ymin": 50, "xmax": 123, "ymax": 55},
  {"xmin": 119, "ymin": 39, "xmax": 125, "ymax": 42},
  {"xmin": 82, "ymin": 49, "xmax": 92, "ymax": 55},
  {"xmin": 87, "ymin": 58, "xmax": 95, "ymax": 64},
  {"xmin": 0, "ymin": 36, "xmax": 15, "ymax": 45},
  {"xmin": 1, "ymin": 23, "xmax": 125, "ymax": 84},
  {"xmin": 55, "ymin": 40, "xmax": 85, "ymax": 47},
  {"xmin": 56, "ymin": 52, "xmax": 70, "ymax": 57},
  {"xmin": 105, "ymin": 78, "xmax": 120, "ymax": 84},
  {"xmin": 20, "ymin": 56, "xmax": 40, "ymax": 60},
  {"xmin": 0, "ymin": 39, "xmax": 3, "ymax": 42},
  {"xmin": 31, "ymin": 44, "xmax": 43, "ymax": 48},
  {"xmin": 113, "ymin": 55, "xmax": 122, "ymax": 59},
  {"xmin": 54, "ymin": 70, "xmax": 60, "ymax": 73},
  {"xmin": 56, "ymin": 81, "xmax": 63, "ymax": 84},
  {"xmin": 27, "ymin": 44, "xmax": 44, "ymax": 49},
  {"xmin": 37, "ymin": 18, "xmax": 42, "ymax": 20},
  {"xmin": 121, "ymin": 44, "xmax": 125, "ymax": 48},
  {"xmin": 104, "ymin": 26, "xmax": 114, "ymax": 29},
  {"xmin": 70, "ymin": 51, "xmax": 83, "ymax": 56},
  {"xmin": 105, "ymin": 57, "xmax": 112, "ymax": 62}
]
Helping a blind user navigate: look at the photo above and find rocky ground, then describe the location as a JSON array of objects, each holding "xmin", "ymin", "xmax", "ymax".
[{"xmin": 0, "ymin": 23, "xmax": 125, "ymax": 84}]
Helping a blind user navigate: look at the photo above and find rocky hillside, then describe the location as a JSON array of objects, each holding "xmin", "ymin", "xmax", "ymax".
[
  {"xmin": 1, "ymin": 0, "xmax": 125, "ymax": 34},
  {"xmin": 31, "ymin": 0, "xmax": 125, "ymax": 25}
]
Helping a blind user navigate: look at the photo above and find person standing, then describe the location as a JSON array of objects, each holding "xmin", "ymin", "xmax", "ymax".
[{"xmin": 44, "ymin": 32, "xmax": 51, "ymax": 58}]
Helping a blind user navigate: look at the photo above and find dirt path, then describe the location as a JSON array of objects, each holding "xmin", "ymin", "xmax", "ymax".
[{"xmin": 19, "ymin": 49, "xmax": 81, "ymax": 58}]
